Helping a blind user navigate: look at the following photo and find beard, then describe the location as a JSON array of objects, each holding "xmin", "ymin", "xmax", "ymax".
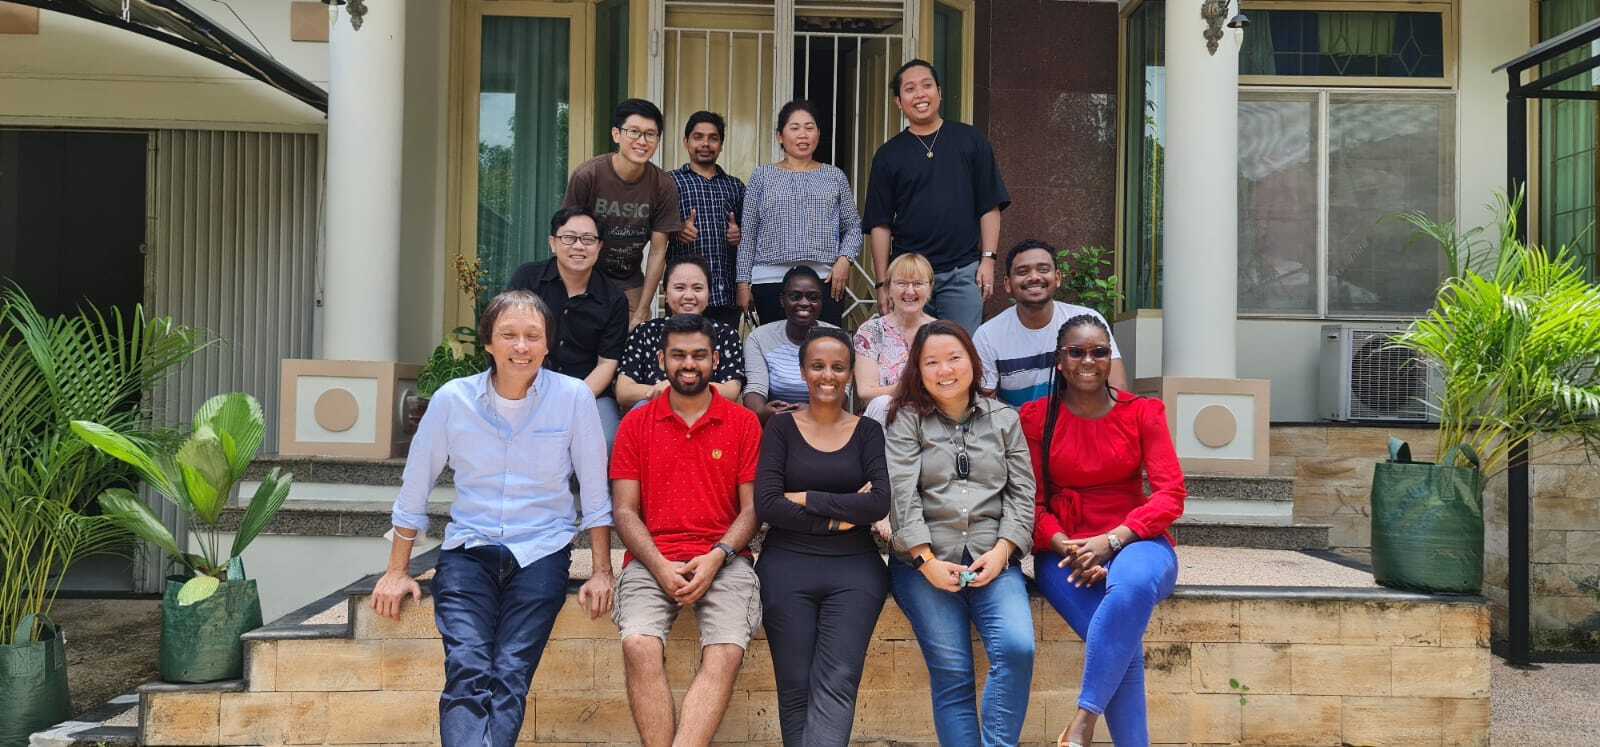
[{"xmin": 668, "ymin": 370, "xmax": 711, "ymax": 396}]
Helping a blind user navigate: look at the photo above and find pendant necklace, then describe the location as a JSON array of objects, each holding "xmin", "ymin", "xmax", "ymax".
[{"xmin": 913, "ymin": 128, "xmax": 940, "ymax": 159}]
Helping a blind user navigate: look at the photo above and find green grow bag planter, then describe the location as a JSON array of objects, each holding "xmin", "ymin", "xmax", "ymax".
[
  {"xmin": 1370, "ymin": 438, "xmax": 1485, "ymax": 595},
  {"xmin": 0, "ymin": 616, "xmax": 71, "ymax": 747},
  {"xmin": 159, "ymin": 575, "xmax": 263, "ymax": 683}
]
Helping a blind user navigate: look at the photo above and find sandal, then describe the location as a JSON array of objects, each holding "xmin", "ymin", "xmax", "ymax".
[{"xmin": 1057, "ymin": 725, "xmax": 1084, "ymax": 747}]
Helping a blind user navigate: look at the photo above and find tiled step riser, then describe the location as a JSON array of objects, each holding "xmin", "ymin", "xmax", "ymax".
[{"xmin": 144, "ymin": 592, "xmax": 1490, "ymax": 746}]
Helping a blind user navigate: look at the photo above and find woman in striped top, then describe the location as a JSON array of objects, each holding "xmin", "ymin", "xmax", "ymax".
[
  {"xmin": 742, "ymin": 266, "xmax": 839, "ymax": 424},
  {"xmin": 736, "ymin": 99, "xmax": 863, "ymax": 326}
]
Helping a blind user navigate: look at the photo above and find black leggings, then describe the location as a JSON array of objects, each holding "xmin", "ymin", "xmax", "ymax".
[
  {"xmin": 751, "ymin": 282, "xmax": 847, "ymax": 327},
  {"xmin": 754, "ymin": 546, "xmax": 889, "ymax": 747}
]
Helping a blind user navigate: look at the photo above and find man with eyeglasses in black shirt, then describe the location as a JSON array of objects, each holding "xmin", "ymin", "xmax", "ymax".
[{"xmin": 508, "ymin": 207, "xmax": 631, "ymax": 449}]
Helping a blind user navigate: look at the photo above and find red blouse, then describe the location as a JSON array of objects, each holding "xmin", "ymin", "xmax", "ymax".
[{"xmin": 1019, "ymin": 390, "xmax": 1187, "ymax": 551}]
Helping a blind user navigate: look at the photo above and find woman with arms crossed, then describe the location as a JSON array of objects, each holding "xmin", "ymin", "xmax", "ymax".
[
  {"xmin": 1022, "ymin": 314, "xmax": 1186, "ymax": 747},
  {"xmin": 755, "ymin": 327, "xmax": 891, "ymax": 745},
  {"xmin": 884, "ymin": 320, "xmax": 1036, "ymax": 747},
  {"xmin": 372, "ymin": 291, "xmax": 616, "ymax": 746}
]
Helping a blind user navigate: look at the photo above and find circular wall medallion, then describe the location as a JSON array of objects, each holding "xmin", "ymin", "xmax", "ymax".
[
  {"xmin": 1193, "ymin": 404, "xmax": 1238, "ymax": 449},
  {"xmin": 314, "ymin": 388, "xmax": 361, "ymax": 433}
]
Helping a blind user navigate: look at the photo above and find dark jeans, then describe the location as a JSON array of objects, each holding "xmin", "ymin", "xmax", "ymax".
[
  {"xmin": 756, "ymin": 546, "xmax": 889, "ymax": 747},
  {"xmin": 433, "ymin": 544, "xmax": 570, "ymax": 747},
  {"xmin": 752, "ymin": 282, "xmax": 846, "ymax": 327}
]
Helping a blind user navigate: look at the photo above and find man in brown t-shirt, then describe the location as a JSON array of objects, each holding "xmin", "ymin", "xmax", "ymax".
[{"xmin": 563, "ymin": 98, "xmax": 683, "ymax": 327}]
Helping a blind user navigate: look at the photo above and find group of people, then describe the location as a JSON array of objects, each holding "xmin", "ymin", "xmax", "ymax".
[{"xmin": 373, "ymin": 59, "xmax": 1187, "ymax": 747}]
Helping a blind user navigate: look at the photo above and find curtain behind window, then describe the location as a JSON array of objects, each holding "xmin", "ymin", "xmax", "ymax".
[{"xmin": 477, "ymin": 16, "xmax": 571, "ymax": 293}]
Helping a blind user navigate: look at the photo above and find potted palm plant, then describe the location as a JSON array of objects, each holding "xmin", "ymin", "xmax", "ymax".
[
  {"xmin": 71, "ymin": 393, "xmax": 293, "ymax": 683},
  {"xmin": 0, "ymin": 287, "xmax": 206, "ymax": 744},
  {"xmin": 1377, "ymin": 193, "xmax": 1600, "ymax": 593}
]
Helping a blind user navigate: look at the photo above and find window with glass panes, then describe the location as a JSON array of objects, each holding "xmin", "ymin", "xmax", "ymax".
[
  {"xmin": 1118, "ymin": 2, "xmax": 1456, "ymax": 314},
  {"xmin": 1539, "ymin": 0, "xmax": 1599, "ymax": 280},
  {"xmin": 1235, "ymin": 4, "xmax": 1453, "ymax": 317}
]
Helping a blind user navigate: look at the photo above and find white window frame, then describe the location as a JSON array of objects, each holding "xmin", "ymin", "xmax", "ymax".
[{"xmin": 1239, "ymin": 85, "xmax": 1457, "ymax": 320}]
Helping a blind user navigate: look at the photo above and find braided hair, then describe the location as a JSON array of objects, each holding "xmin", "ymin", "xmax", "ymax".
[{"xmin": 1039, "ymin": 313, "xmax": 1118, "ymax": 497}]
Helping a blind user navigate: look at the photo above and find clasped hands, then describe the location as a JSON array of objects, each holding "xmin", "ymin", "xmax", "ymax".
[
  {"xmin": 1052, "ymin": 533, "xmax": 1113, "ymax": 588},
  {"xmin": 649, "ymin": 549, "xmax": 727, "ymax": 608}
]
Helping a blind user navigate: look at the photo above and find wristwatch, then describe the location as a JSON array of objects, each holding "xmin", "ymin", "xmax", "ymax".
[
  {"xmin": 981, "ymin": 251, "xmax": 998, "ymax": 260},
  {"xmin": 1106, "ymin": 533, "xmax": 1124, "ymax": 553},
  {"xmin": 873, "ymin": 280, "xmax": 886, "ymax": 289},
  {"xmin": 714, "ymin": 542, "xmax": 737, "ymax": 560},
  {"xmin": 909, "ymin": 551, "xmax": 933, "ymax": 569}
]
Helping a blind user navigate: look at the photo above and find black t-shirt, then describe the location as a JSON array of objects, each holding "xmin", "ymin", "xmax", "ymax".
[
  {"xmin": 754, "ymin": 413, "xmax": 891, "ymax": 556},
  {"xmin": 862, "ymin": 122, "xmax": 1011, "ymax": 272},
  {"xmin": 505, "ymin": 259, "xmax": 629, "ymax": 382}
]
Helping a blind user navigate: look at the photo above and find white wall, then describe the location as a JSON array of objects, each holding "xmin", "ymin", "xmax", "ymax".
[
  {"xmin": 0, "ymin": 2, "xmax": 326, "ymax": 129},
  {"xmin": 197, "ymin": 531, "xmax": 438, "ymax": 623},
  {"xmin": 1, "ymin": 1, "xmax": 450, "ymax": 364},
  {"xmin": 1456, "ymin": 0, "xmax": 1531, "ymax": 236}
]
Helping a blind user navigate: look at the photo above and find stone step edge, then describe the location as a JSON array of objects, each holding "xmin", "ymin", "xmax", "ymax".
[{"xmin": 1172, "ymin": 522, "xmax": 1331, "ymax": 551}]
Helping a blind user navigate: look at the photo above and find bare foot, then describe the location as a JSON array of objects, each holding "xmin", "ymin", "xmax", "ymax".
[{"xmin": 1059, "ymin": 708, "xmax": 1098, "ymax": 747}]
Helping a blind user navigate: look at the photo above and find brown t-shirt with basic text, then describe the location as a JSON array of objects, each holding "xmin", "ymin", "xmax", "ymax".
[{"xmin": 561, "ymin": 155, "xmax": 683, "ymax": 288}]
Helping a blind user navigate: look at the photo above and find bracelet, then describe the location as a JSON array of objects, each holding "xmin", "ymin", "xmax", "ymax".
[
  {"xmin": 392, "ymin": 527, "xmax": 418, "ymax": 541},
  {"xmin": 873, "ymin": 281, "xmax": 886, "ymax": 289},
  {"xmin": 1106, "ymin": 533, "xmax": 1124, "ymax": 553}
]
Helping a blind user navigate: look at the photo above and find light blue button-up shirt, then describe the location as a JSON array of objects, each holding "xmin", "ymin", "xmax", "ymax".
[{"xmin": 390, "ymin": 369, "xmax": 612, "ymax": 567}]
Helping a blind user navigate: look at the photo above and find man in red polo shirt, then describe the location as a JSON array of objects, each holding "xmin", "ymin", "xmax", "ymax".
[{"xmin": 611, "ymin": 313, "xmax": 762, "ymax": 747}]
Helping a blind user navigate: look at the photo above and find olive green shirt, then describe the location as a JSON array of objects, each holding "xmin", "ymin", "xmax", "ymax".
[{"xmin": 884, "ymin": 396, "xmax": 1036, "ymax": 563}]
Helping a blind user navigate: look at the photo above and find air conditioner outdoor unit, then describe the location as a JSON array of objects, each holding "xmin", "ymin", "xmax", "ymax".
[{"xmin": 1318, "ymin": 323, "xmax": 1441, "ymax": 423}]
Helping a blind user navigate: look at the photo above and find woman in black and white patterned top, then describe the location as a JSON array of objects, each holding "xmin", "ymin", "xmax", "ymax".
[
  {"xmin": 737, "ymin": 99, "xmax": 864, "ymax": 326},
  {"xmin": 614, "ymin": 256, "xmax": 745, "ymax": 409}
]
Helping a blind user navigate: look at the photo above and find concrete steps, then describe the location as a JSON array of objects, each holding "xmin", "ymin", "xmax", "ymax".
[
  {"xmin": 128, "ymin": 547, "xmax": 1493, "ymax": 747},
  {"xmin": 1175, "ymin": 473, "xmax": 1331, "ymax": 551}
]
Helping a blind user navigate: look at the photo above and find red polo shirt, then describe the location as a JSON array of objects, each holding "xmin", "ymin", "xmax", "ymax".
[{"xmin": 610, "ymin": 391, "xmax": 762, "ymax": 565}]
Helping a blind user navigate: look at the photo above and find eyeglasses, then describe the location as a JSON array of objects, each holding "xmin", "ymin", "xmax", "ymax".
[
  {"xmin": 619, "ymin": 127, "xmax": 661, "ymax": 144},
  {"xmin": 555, "ymin": 234, "xmax": 601, "ymax": 247},
  {"xmin": 891, "ymin": 279, "xmax": 930, "ymax": 291},
  {"xmin": 784, "ymin": 291, "xmax": 822, "ymax": 303},
  {"xmin": 1061, "ymin": 345, "xmax": 1113, "ymax": 361},
  {"xmin": 950, "ymin": 423, "xmax": 970, "ymax": 480}
]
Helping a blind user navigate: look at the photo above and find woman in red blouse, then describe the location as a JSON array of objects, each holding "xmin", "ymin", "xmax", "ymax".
[{"xmin": 1020, "ymin": 314, "xmax": 1186, "ymax": 747}]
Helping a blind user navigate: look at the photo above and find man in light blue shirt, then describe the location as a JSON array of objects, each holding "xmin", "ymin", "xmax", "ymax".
[{"xmin": 372, "ymin": 290, "xmax": 614, "ymax": 746}]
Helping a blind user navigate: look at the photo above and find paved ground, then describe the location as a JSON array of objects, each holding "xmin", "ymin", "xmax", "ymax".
[
  {"xmin": 1492, "ymin": 658, "xmax": 1600, "ymax": 746},
  {"xmin": 51, "ymin": 598, "xmax": 161, "ymax": 716}
]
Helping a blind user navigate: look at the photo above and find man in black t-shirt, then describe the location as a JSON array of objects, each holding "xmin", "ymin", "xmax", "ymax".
[{"xmin": 863, "ymin": 59, "xmax": 1010, "ymax": 334}]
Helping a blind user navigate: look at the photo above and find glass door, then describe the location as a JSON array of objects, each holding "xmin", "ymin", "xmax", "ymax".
[{"xmin": 459, "ymin": 1, "xmax": 593, "ymax": 296}]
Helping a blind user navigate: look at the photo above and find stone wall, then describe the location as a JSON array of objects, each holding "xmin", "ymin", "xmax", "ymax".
[
  {"xmin": 975, "ymin": 0, "xmax": 1118, "ymax": 316},
  {"xmin": 142, "ymin": 589, "xmax": 1490, "ymax": 746},
  {"xmin": 1277, "ymin": 425, "xmax": 1600, "ymax": 652}
]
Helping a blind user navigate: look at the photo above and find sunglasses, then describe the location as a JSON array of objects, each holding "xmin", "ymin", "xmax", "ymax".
[{"xmin": 1061, "ymin": 345, "xmax": 1113, "ymax": 361}]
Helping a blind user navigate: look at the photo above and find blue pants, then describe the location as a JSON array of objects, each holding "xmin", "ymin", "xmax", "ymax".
[
  {"xmin": 927, "ymin": 259, "xmax": 983, "ymax": 335},
  {"xmin": 432, "ymin": 544, "xmax": 570, "ymax": 747},
  {"xmin": 1036, "ymin": 539, "xmax": 1178, "ymax": 747},
  {"xmin": 888, "ymin": 555, "xmax": 1034, "ymax": 747}
]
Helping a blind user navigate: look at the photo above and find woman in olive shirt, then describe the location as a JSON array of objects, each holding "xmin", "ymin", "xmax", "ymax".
[{"xmin": 883, "ymin": 320, "xmax": 1036, "ymax": 747}]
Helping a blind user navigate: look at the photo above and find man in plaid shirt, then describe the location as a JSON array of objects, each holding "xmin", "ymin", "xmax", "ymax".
[{"xmin": 668, "ymin": 111, "xmax": 745, "ymax": 329}]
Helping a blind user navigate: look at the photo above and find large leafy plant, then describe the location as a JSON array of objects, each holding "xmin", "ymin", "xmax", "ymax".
[
  {"xmin": 71, "ymin": 393, "xmax": 292, "ymax": 604},
  {"xmin": 0, "ymin": 287, "xmax": 207, "ymax": 644},
  {"xmin": 1396, "ymin": 192, "xmax": 1600, "ymax": 476},
  {"xmin": 1055, "ymin": 245, "xmax": 1125, "ymax": 320}
]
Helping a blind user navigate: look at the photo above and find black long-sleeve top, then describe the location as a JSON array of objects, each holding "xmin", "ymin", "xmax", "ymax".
[{"xmin": 755, "ymin": 412, "xmax": 891, "ymax": 556}]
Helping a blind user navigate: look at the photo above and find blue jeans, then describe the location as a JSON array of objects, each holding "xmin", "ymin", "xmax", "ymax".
[
  {"xmin": 595, "ymin": 396, "xmax": 621, "ymax": 454},
  {"xmin": 888, "ymin": 555, "xmax": 1034, "ymax": 747},
  {"xmin": 927, "ymin": 259, "xmax": 983, "ymax": 335},
  {"xmin": 1036, "ymin": 539, "xmax": 1178, "ymax": 747},
  {"xmin": 433, "ymin": 544, "xmax": 571, "ymax": 747}
]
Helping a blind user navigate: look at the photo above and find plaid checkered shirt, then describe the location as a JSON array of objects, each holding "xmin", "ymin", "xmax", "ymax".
[{"xmin": 668, "ymin": 164, "xmax": 746, "ymax": 308}]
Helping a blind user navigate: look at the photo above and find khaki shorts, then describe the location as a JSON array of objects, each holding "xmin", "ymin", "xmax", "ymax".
[{"xmin": 613, "ymin": 555, "xmax": 762, "ymax": 649}]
